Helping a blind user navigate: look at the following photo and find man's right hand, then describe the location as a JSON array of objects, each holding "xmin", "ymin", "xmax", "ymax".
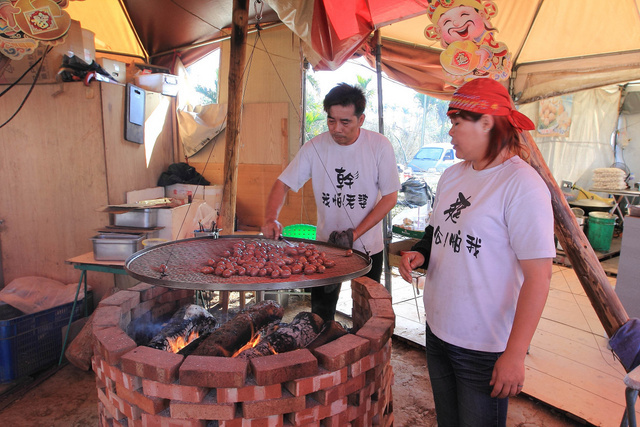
[{"xmin": 261, "ymin": 219, "xmax": 283, "ymax": 239}]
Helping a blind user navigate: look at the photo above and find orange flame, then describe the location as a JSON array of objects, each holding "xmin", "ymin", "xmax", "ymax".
[
  {"xmin": 166, "ymin": 330, "xmax": 199, "ymax": 353},
  {"xmin": 232, "ymin": 333, "xmax": 262, "ymax": 358}
]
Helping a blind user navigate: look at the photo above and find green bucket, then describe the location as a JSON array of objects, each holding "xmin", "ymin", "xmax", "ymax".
[
  {"xmin": 587, "ymin": 212, "xmax": 616, "ymax": 252},
  {"xmin": 282, "ymin": 224, "xmax": 317, "ymax": 240}
]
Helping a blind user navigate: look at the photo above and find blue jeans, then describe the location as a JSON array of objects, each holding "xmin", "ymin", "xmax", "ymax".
[{"xmin": 425, "ymin": 323, "xmax": 508, "ymax": 426}]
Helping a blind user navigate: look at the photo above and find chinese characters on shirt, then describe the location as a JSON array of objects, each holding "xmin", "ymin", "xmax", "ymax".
[
  {"xmin": 321, "ymin": 167, "xmax": 368, "ymax": 210},
  {"xmin": 435, "ymin": 191, "xmax": 482, "ymax": 258}
]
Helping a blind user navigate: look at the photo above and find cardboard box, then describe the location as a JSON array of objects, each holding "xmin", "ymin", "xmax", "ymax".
[
  {"xmin": 97, "ymin": 57, "xmax": 126, "ymax": 84},
  {"xmin": 156, "ymin": 201, "xmax": 206, "ymax": 241},
  {"xmin": 388, "ymin": 239, "xmax": 423, "ymax": 271},
  {"xmin": 165, "ymin": 184, "xmax": 222, "ymax": 210},
  {"xmin": 134, "ymin": 73, "xmax": 179, "ymax": 96},
  {"xmin": 0, "ymin": 20, "xmax": 84, "ymax": 85}
]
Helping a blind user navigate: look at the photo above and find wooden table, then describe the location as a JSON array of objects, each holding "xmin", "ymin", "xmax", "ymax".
[
  {"xmin": 590, "ymin": 188, "xmax": 640, "ymax": 222},
  {"xmin": 60, "ymin": 252, "xmax": 128, "ymax": 364}
]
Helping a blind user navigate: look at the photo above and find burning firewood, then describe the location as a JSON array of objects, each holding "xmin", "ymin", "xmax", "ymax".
[
  {"xmin": 305, "ymin": 320, "xmax": 348, "ymax": 351},
  {"xmin": 192, "ymin": 300, "xmax": 284, "ymax": 357},
  {"xmin": 235, "ymin": 311, "xmax": 324, "ymax": 361},
  {"xmin": 147, "ymin": 304, "xmax": 218, "ymax": 352}
]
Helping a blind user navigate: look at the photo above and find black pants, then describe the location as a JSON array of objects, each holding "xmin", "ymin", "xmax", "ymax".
[{"xmin": 311, "ymin": 251, "xmax": 383, "ymax": 322}]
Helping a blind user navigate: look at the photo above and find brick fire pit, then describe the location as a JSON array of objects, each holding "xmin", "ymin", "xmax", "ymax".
[{"xmin": 92, "ymin": 277, "xmax": 395, "ymax": 426}]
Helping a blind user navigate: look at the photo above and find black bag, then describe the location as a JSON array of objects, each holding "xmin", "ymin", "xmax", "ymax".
[
  {"xmin": 400, "ymin": 177, "xmax": 434, "ymax": 208},
  {"xmin": 157, "ymin": 163, "xmax": 210, "ymax": 186}
]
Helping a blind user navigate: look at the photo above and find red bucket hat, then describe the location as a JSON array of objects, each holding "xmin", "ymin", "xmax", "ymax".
[{"xmin": 447, "ymin": 78, "xmax": 535, "ymax": 131}]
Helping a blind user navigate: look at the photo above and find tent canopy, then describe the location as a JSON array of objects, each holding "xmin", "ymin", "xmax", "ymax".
[{"xmin": 66, "ymin": 0, "xmax": 640, "ymax": 103}]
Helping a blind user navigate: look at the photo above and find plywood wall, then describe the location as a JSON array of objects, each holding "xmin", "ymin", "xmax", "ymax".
[
  {"xmin": 188, "ymin": 102, "xmax": 317, "ymax": 229},
  {"xmin": 0, "ymin": 82, "xmax": 174, "ymax": 301}
]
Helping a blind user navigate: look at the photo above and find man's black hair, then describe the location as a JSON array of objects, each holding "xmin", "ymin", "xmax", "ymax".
[{"xmin": 323, "ymin": 83, "xmax": 366, "ymax": 116}]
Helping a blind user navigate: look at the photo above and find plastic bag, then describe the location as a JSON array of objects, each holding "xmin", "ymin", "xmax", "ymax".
[
  {"xmin": 392, "ymin": 205, "xmax": 432, "ymax": 233},
  {"xmin": 191, "ymin": 202, "xmax": 219, "ymax": 236},
  {"xmin": 400, "ymin": 177, "xmax": 434, "ymax": 208},
  {"xmin": 0, "ymin": 276, "xmax": 88, "ymax": 314}
]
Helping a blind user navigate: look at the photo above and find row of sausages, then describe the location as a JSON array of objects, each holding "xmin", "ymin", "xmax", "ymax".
[{"xmin": 199, "ymin": 240, "xmax": 343, "ymax": 279}]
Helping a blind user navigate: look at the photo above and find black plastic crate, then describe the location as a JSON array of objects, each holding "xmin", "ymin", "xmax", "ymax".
[{"xmin": 0, "ymin": 291, "xmax": 93, "ymax": 383}]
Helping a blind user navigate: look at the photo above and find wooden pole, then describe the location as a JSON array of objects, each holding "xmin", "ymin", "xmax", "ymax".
[
  {"xmin": 522, "ymin": 131, "xmax": 629, "ymax": 337},
  {"xmin": 220, "ymin": 0, "xmax": 250, "ymax": 235}
]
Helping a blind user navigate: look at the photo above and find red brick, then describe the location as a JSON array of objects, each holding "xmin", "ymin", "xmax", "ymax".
[
  {"xmin": 346, "ymin": 393, "xmax": 371, "ymax": 422},
  {"xmin": 349, "ymin": 353, "xmax": 375, "ymax": 379},
  {"xmin": 99, "ymin": 290, "xmax": 141, "ymax": 312},
  {"xmin": 128, "ymin": 282, "xmax": 161, "ymax": 301},
  {"xmin": 312, "ymin": 334, "xmax": 370, "ymax": 372},
  {"xmin": 241, "ymin": 389, "xmax": 306, "ymax": 419},
  {"xmin": 344, "ymin": 373, "xmax": 366, "ymax": 396},
  {"xmin": 322, "ymin": 411, "xmax": 349, "ymax": 427},
  {"xmin": 142, "ymin": 378, "xmax": 207, "ymax": 403},
  {"xmin": 286, "ymin": 396, "xmax": 348, "ymax": 426},
  {"xmin": 94, "ymin": 327, "xmax": 138, "ymax": 365},
  {"xmin": 250, "ymin": 349, "xmax": 318, "ymax": 386},
  {"xmin": 284, "ymin": 366, "xmax": 347, "ymax": 397},
  {"xmin": 219, "ymin": 414, "xmax": 284, "ymax": 427},
  {"xmin": 367, "ymin": 299, "xmax": 395, "ymax": 322},
  {"xmin": 93, "ymin": 305, "xmax": 126, "ymax": 329},
  {"xmin": 142, "ymin": 409, "xmax": 207, "ymax": 427},
  {"xmin": 116, "ymin": 381, "xmax": 169, "ymax": 414},
  {"xmin": 106, "ymin": 360, "xmax": 143, "ymax": 390},
  {"xmin": 355, "ymin": 317, "xmax": 393, "ymax": 352},
  {"xmin": 127, "ymin": 418, "xmax": 144, "ymax": 427},
  {"xmin": 152, "ymin": 301, "xmax": 178, "ymax": 320},
  {"xmin": 170, "ymin": 390, "xmax": 235, "ymax": 421},
  {"xmin": 121, "ymin": 346, "xmax": 184, "ymax": 384},
  {"xmin": 93, "ymin": 356, "xmax": 106, "ymax": 383},
  {"xmin": 131, "ymin": 299, "xmax": 155, "ymax": 321},
  {"xmin": 310, "ymin": 383, "xmax": 346, "ymax": 406},
  {"xmin": 351, "ymin": 277, "xmax": 391, "ymax": 300},
  {"xmin": 113, "ymin": 416, "xmax": 128, "ymax": 427},
  {"xmin": 382, "ymin": 412, "xmax": 394, "ymax": 427},
  {"xmin": 106, "ymin": 386, "xmax": 143, "ymax": 420},
  {"xmin": 97, "ymin": 386, "xmax": 125, "ymax": 421},
  {"xmin": 180, "ymin": 355, "xmax": 247, "ymax": 388},
  {"xmin": 217, "ymin": 379, "xmax": 282, "ymax": 403},
  {"xmin": 158, "ymin": 289, "xmax": 192, "ymax": 304}
]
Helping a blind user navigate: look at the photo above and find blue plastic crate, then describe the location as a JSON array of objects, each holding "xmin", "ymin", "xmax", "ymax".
[{"xmin": 0, "ymin": 291, "xmax": 93, "ymax": 383}]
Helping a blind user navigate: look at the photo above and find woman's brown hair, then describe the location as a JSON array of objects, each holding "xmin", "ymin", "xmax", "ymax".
[{"xmin": 449, "ymin": 109, "xmax": 530, "ymax": 165}]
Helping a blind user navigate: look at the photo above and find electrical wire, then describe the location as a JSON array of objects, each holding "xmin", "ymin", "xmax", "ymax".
[{"xmin": 0, "ymin": 46, "xmax": 52, "ymax": 129}]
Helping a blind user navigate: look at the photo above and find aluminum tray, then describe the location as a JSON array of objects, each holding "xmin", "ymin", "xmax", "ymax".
[
  {"xmin": 92, "ymin": 233, "xmax": 144, "ymax": 261},
  {"xmin": 124, "ymin": 236, "xmax": 371, "ymax": 291},
  {"xmin": 111, "ymin": 208, "xmax": 158, "ymax": 228}
]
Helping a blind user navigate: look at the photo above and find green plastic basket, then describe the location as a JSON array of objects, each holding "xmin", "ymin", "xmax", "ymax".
[{"xmin": 282, "ymin": 224, "xmax": 317, "ymax": 240}]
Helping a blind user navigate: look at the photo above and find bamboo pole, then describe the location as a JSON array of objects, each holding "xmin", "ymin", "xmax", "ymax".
[
  {"xmin": 522, "ymin": 131, "xmax": 629, "ymax": 337},
  {"xmin": 220, "ymin": 0, "xmax": 250, "ymax": 235}
]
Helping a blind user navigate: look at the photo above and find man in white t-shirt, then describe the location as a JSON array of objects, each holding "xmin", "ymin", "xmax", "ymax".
[{"xmin": 261, "ymin": 83, "xmax": 400, "ymax": 321}]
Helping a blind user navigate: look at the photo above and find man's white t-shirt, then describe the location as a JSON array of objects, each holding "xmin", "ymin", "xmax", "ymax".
[
  {"xmin": 424, "ymin": 156, "xmax": 556, "ymax": 352},
  {"xmin": 278, "ymin": 129, "xmax": 400, "ymax": 254}
]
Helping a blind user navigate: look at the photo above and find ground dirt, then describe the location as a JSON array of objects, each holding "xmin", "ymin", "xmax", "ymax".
[{"xmin": 0, "ymin": 295, "xmax": 588, "ymax": 426}]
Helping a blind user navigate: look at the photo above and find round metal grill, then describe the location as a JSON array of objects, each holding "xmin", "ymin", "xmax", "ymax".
[{"xmin": 125, "ymin": 236, "xmax": 371, "ymax": 291}]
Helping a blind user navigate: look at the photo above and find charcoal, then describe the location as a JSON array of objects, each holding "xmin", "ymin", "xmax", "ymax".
[
  {"xmin": 236, "ymin": 311, "xmax": 324, "ymax": 361},
  {"xmin": 147, "ymin": 304, "xmax": 218, "ymax": 351}
]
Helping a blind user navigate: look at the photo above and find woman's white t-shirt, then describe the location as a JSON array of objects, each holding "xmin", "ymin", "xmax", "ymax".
[{"xmin": 424, "ymin": 156, "xmax": 556, "ymax": 352}]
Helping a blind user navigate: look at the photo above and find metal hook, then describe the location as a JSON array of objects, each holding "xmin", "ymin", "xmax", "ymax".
[{"xmin": 254, "ymin": 0, "xmax": 264, "ymax": 27}]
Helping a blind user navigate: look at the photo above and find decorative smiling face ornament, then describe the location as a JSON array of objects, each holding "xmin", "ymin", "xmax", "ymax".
[{"xmin": 424, "ymin": 0, "xmax": 511, "ymax": 85}]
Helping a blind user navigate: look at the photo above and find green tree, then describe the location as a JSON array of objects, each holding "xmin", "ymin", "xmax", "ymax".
[
  {"xmin": 304, "ymin": 75, "xmax": 327, "ymax": 141},
  {"xmin": 194, "ymin": 69, "xmax": 219, "ymax": 105}
]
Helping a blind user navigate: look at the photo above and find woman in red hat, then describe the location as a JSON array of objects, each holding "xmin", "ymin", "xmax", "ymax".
[{"xmin": 399, "ymin": 78, "xmax": 555, "ymax": 426}]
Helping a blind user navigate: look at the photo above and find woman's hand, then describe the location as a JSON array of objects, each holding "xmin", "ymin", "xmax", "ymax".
[
  {"xmin": 490, "ymin": 350, "xmax": 526, "ymax": 398},
  {"xmin": 399, "ymin": 251, "xmax": 425, "ymax": 282}
]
